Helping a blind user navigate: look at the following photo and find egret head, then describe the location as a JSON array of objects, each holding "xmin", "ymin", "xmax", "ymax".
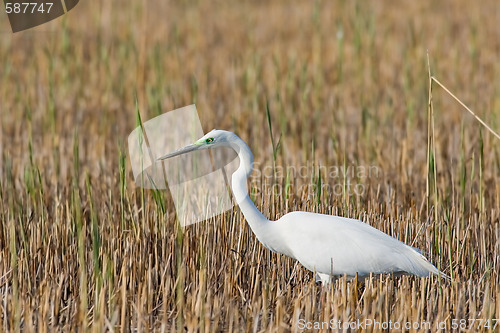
[{"xmin": 157, "ymin": 129, "xmax": 234, "ymax": 160}]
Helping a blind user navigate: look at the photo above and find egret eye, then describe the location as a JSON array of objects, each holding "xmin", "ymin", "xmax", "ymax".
[{"xmin": 205, "ymin": 137, "xmax": 214, "ymax": 144}]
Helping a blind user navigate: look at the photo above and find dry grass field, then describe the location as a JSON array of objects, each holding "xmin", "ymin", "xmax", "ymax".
[{"xmin": 1, "ymin": 0, "xmax": 499, "ymax": 331}]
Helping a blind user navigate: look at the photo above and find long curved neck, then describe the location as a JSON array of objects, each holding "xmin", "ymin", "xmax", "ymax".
[
  {"xmin": 228, "ymin": 134, "xmax": 287, "ymax": 254},
  {"xmin": 229, "ymin": 137, "xmax": 269, "ymax": 224}
]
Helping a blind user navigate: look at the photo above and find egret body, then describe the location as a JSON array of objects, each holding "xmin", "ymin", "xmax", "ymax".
[{"xmin": 159, "ymin": 129, "xmax": 447, "ymax": 283}]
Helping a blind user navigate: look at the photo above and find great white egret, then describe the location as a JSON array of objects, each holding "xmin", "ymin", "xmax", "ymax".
[{"xmin": 158, "ymin": 129, "xmax": 447, "ymax": 283}]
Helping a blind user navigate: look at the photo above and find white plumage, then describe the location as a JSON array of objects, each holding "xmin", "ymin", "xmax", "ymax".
[{"xmin": 159, "ymin": 129, "xmax": 447, "ymax": 283}]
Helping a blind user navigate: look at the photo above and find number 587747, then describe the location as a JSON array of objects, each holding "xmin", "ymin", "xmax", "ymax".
[{"xmin": 5, "ymin": 2, "xmax": 53, "ymax": 14}]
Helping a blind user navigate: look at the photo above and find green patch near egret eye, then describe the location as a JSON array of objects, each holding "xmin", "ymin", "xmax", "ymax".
[{"xmin": 195, "ymin": 137, "xmax": 215, "ymax": 145}]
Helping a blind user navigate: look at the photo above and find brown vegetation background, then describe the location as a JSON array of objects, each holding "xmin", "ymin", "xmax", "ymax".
[{"xmin": 0, "ymin": 0, "xmax": 499, "ymax": 331}]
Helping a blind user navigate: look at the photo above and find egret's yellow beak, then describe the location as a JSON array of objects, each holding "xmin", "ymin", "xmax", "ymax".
[{"xmin": 157, "ymin": 143, "xmax": 203, "ymax": 160}]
